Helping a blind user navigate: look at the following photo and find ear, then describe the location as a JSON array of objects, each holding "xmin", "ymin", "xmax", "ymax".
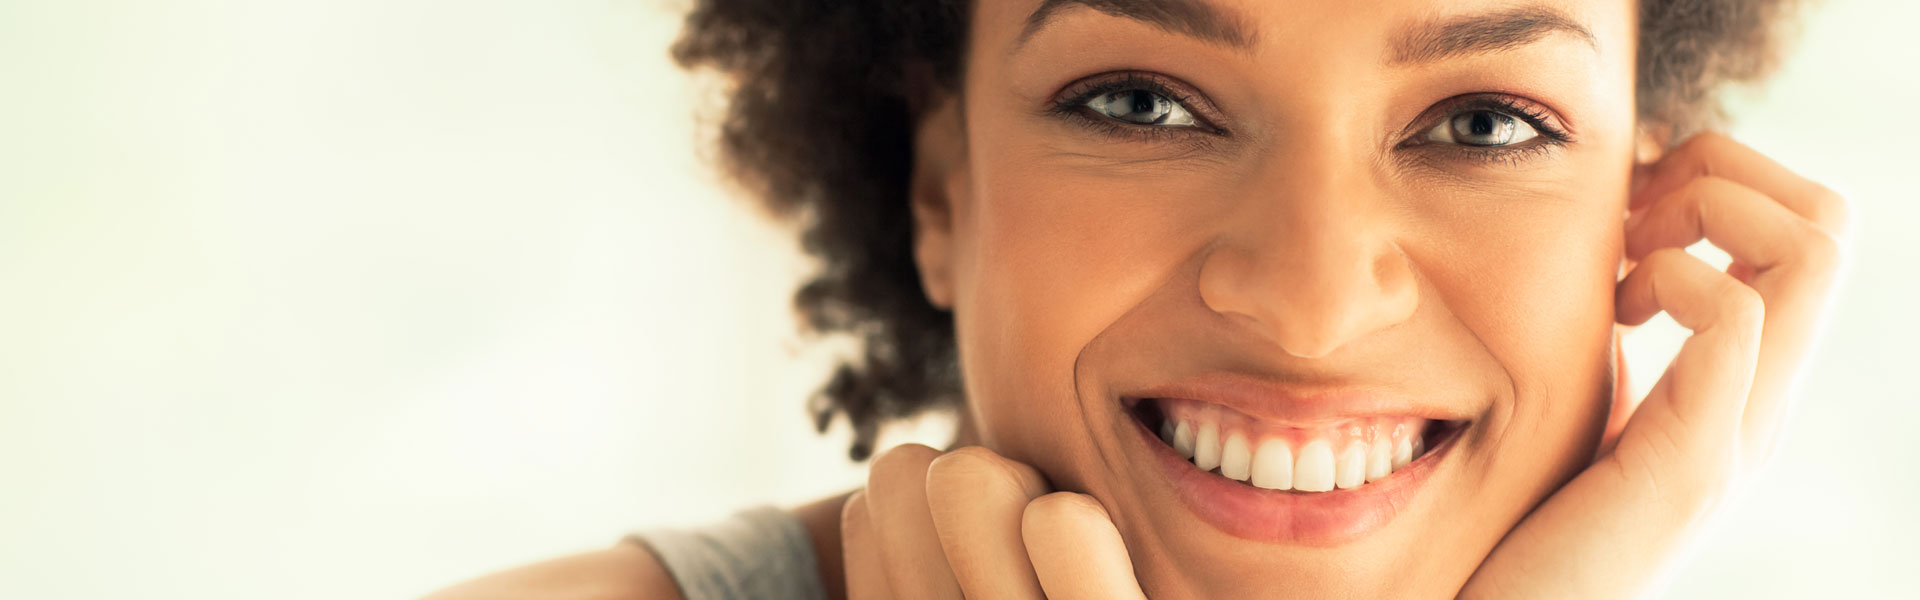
[
  {"xmin": 909, "ymin": 92, "xmax": 969, "ymax": 310},
  {"xmin": 1632, "ymin": 121, "xmax": 1673, "ymax": 165}
]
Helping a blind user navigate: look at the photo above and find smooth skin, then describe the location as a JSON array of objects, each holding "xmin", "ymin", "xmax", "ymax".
[
  {"xmin": 846, "ymin": 132, "xmax": 1847, "ymax": 599},
  {"xmin": 926, "ymin": 0, "xmax": 1636, "ymax": 595},
  {"xmin": 426, "ymin": 0, "xmax": 1846, "ymax": 598},
  {"xmin": 845, "ymin": 0, "xmax": 1846, "ymax": 598}
]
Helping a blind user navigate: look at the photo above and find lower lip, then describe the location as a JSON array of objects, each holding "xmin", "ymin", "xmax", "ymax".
[{"xmin": 1127, "ymin": 407, "xmax": 1458, "ymax": 547}]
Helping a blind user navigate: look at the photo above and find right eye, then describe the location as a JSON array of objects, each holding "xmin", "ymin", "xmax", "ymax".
[{"xmin": 1082, "ymin": 89, "xmax": 1201, "ymax": 127}]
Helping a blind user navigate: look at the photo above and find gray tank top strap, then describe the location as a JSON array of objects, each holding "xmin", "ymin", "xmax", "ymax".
[{"xmin": 627, "ymin": 506, "xmax": 828, "ymax": 600}]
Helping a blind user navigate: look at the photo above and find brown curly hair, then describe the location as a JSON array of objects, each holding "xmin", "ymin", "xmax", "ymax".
[{"xmin": 670, "ymin": 0, "xmax": 1807, "ymax": 460}]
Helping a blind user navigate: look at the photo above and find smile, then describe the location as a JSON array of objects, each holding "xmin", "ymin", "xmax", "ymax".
[
  {"xmin": 1120, "ymin": 387, "xmax": 1470, "ymax": 546},
  {"xmin": 1144, "ymin": 398, "xmax": 1447, "ymax": 492}
]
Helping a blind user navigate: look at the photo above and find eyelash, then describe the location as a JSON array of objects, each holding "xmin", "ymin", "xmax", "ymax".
[
  {"xmin": 1046, "ymin": 72, "xmax": 1228, "ymax": 147},
  {"xmin": 1045, "ymin": 71, "xmax": 1575, "ymax": 166},
  {"xmin": 1403, "ymin": 95, "xmax": 1574, "ymax": 166}
]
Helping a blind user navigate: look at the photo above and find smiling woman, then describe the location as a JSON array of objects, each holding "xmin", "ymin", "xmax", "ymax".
[{"xmin": 422, "ymin": 0, "xmax": 1835, "ymax": 598}]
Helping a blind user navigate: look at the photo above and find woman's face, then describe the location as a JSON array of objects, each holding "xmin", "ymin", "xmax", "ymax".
[{"xmin": 914, "ymin": 0, "xmax": 1639, "ymax": 597}]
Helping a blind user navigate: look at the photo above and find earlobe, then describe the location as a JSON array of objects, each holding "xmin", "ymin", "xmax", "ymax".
[
  {"xmin": 1632, "ymin": 121, "xmax": 1672, "ymax": 165},
  {"xmin": 910, "ymin": 92, "xmax": 968, "ymax": 310}
]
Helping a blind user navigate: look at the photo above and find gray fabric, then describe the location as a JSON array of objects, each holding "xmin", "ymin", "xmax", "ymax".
[{"xmin": 628, "ymin": 506, "xmax": 828, "ymax": 600}]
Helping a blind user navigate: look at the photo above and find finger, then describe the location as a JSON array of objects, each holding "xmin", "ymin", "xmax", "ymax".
[
  {"xmin": 1023, "ymin": 492, "xmax": 1148, "ymax": 600},
  {"xmin": 1469, "ymin": 186, "xmax": 1800, "ymax": 598},
  {"xmin": 1624, "ymin": 176, "xmax": 1845, "ymax": 461},
  {"xmin": 925, "ymin": 446, "xmax": 1051, "ymax": 600},
  {"xmin": 1614, "ymin": 248, "xmax": 1764, "ymax": 454},
  {"xmin": 1597, "ymin": 329, "xmax": 1635, "ymax": 457},
  {"xmin": 1631, "ymin": 132, "xmax": 1849, "ymax": 235},
  {"xmin": 840, "ymin": 491, "xmax": 893, "ymax": 600},
  {"xmin": 865, "ymin": 443, "xmax": 964, "ymax": 599},
  {"xmin": 1624, "ymin": 175, "xmax": 1829, "ymax": 272}
]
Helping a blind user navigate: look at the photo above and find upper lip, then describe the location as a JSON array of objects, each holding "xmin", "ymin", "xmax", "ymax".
[{"xmin": 1122, "ymin": 371, "xmax": 1473, "ymax": 425}]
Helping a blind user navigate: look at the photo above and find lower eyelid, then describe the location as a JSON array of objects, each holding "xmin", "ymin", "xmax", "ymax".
[
  {"xmin": 1048, "ymin": 115, "xmax": 1227, "ymax": 160},
  {"xmin": 1425, "ymin": 141, "xmax": 1562, "ymax": 167},
  {"xmin": 1060, "ymin": 105, "xmax": 1216, "ymax": 141}
]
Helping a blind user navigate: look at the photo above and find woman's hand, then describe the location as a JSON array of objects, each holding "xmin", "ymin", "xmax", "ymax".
[
  {"xmin": 1461, "ymin": 132, "xmax": 1849, "ymax": 599},
  {"xmin": 841, "ymin": 444, "xmax": 1149, "ymax": 600}
]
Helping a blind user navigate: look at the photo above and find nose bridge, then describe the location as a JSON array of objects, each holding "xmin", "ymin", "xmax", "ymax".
[{"xmin": 1199, "ymin": 145, "xmax": 1418, "ymax": 359}]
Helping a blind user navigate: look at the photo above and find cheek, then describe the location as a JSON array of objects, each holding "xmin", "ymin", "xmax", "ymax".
[
  {"xmin": 949, "ymin": 153, "xmax": 1218, "ymax": 474},
  {"xmin": 1409, "ymin": 174, "xmax": 1625, "ymax": 487}
]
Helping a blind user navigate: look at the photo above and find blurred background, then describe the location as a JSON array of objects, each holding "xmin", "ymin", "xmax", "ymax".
[{"xmin": 0, "ymin": 0, "xmax": 1912, "ymax": 598}]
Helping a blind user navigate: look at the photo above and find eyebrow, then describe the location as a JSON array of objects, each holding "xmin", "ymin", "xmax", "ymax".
[
  {"xmin": 1013, "ymin": 1, "xmax": 1597, "ymax": 65},
  {"xmin": 1389, "ymin": 6, "xmax": 1598, "ymax": 65},
  {"xmin": 1015, "ymin": 0, "xmax": 1257, "ymax": 51}
]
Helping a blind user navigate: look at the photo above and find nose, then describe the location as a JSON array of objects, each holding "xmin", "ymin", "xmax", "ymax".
[{"xmin": 1197, "ymin": 159, "xmax": 1419, "ymax": 359}]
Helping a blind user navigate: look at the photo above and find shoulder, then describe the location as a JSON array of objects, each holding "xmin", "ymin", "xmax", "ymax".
[
  {"xmin": 417, "ymin": 492, "xmax": 852, "ymax": 600},
  {"xmin": 418, "ymin": 542, "xmax": 682, "ymax": 600}
]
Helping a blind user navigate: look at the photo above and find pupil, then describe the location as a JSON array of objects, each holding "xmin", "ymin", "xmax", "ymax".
[
  {"xmin": 1129, "ymin": 91, "xmax": 1156, "ymax": 116},
  {"xmin": 1469, "ymin": 112, "xmax": 1496, "ymax": 136}
]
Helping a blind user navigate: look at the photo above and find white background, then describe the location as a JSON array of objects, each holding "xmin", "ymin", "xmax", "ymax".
[{"xmin": 1, "ymin": 1, "xmax": 1913, "ymax": 598}]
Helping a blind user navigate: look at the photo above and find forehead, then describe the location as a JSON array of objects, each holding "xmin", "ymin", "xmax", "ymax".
[{"xmin": 976, "ymin": 0, "xmax": 1636, "ymax": 66}]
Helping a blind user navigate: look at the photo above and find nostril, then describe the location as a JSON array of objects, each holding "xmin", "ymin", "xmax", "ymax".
[{"xmin": 1197, "ymin": 235, "xmax": 1420, "ymax": 359}]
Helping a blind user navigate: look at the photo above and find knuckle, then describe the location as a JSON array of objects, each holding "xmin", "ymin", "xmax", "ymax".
[
  {"xmin": 1642, "ymin": 246, "xmax": 1692, "ymax": 270},
  {"xmin": 1025, "ymin": 491, "xmax": 1106, "ymax": 524},
  {"xmin": 1690, "ymin": 176, "xmax": 1759, "ymax": 213},
  {"xmin": 1678, "ymin": 176, "xmax": 1731, "ymax": 214},
  {"xmin": 869, "ymin": 443, "xmax": 940, "ymax": 484},
  {"xmin": 1671, "ymin": 131, "xmax": 1709, "ymax": 155},
  {"xmin": 1716, "ymin": 279, "xmax": 1766, "ymax": 331},
  {"xmin": 940, "ymin": 444, "xmax": 1005, "ymax": 466},
  {"xmin": 1676, "ymin": 131, "xmax": 1729, "ymax": 163},
  {"xmin": 1685, "ymin": 174, "xmax": 1732, "ymax": 194},
  {"xmin": 1694, "ymin": 130, "xmax": 1737, "ymax": 153},
  {"xmin": 1806, "ymin": 183, "xmax": 1851, "ymax": 233},
  {"xmin": 840, "ymin": 491, "xmax": 869, "ymax": 528},
  {"xmin": 1797, "ymin": 226, "xmax": 1844, "ymax": 271},
  {"xmin": 927, "ymin": 446, "xmax": 1034, "ymax": 496}
]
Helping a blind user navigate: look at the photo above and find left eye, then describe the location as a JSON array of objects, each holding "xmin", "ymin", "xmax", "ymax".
[
  {"xmin": 1083, "ymin": 89, "xmax": 1199, "ymax": 127},
  {"xmin": 1424, "ymin": 110, "xmax": 1540, "ymax": 147}
]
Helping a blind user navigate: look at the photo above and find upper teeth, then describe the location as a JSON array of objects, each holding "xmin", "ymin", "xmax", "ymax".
[{"xmin": 1157, "ymin": 405, "xmax": 1431, "ymax": 493}]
